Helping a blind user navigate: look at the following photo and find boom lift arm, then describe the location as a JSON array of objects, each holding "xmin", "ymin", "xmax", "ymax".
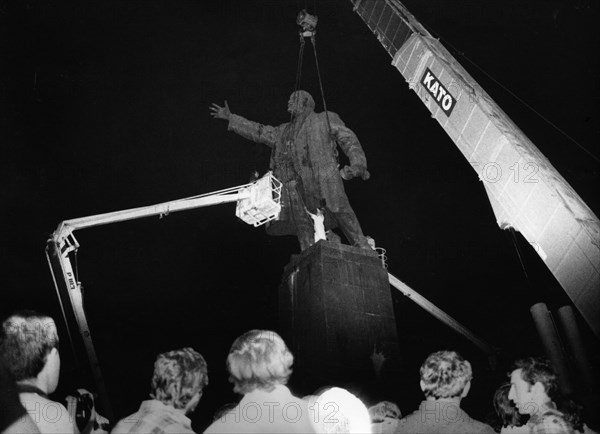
[{"xmin": 45, "ymin": 172, "xmax": 282, "ymax": 421}]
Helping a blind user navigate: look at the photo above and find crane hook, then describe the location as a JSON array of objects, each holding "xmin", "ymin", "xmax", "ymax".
[{"xmin": 297, "ymin": 9, "xmax": 318, "ymax": 38}]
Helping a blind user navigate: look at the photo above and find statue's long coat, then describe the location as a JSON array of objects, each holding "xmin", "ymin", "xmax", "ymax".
[{"xmin": 228, "ymin": 109, "xmax": 367, "ymax": 235}]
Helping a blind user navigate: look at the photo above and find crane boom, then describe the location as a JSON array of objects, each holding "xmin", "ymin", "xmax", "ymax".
[{"xmin": 350, "ymin": 0, "xmax": 600, "ymax": 336}]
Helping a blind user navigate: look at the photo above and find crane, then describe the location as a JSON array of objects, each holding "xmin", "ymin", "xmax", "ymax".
[{"xmin": 349, "ymin": 0, "xmax": 600, "ymax": 337}]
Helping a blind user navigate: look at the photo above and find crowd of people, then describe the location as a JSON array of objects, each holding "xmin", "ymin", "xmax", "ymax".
[{"xmin": 0, "ymin": 310, "xmax": 596, "ymax": 434}]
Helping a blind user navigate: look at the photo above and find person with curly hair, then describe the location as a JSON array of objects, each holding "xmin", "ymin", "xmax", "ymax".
[
  {"xmin": 112, "ymin": 347, "xmax": 208, "ymax": 434},
  {"xmin": 395, "ymin": 350, "xmax": 495, "ymax": 433}
]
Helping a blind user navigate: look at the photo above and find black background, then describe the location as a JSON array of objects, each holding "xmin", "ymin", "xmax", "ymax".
[{"xmin": 2, "ymin": 0, "xmax": 599, "ymax": 430}]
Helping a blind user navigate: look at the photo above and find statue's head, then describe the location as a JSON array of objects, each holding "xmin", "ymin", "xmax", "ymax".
[{"xmin": 287, "ymin": 90, "xmax": 315, "ymax": 116}]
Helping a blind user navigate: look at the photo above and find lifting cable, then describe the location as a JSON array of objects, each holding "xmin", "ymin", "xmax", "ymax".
[
  {"xmin": 291, "ymin": 34, "xmax": 305, "ymax": 124},
  {"xmin": 294, "ymin": 7, "xmax": 336, "ymax": 143},
  {"xmin": 310, "ymin": 34, "xmax": 335, "ymax": 141}
]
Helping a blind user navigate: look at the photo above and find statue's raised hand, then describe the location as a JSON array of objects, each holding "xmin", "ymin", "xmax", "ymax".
[{"xmin": 210, "ymin": 101, "xmax": 231, "ymax": 121}]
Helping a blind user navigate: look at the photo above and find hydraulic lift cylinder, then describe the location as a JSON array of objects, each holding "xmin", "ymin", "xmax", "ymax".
[
  {"xmin": 530, "ymin": 302, "xmax": 574, "ymax": 395},
  {"xmin": 556, "ymin": 305, "xmax": 597, "ymax": 392}
]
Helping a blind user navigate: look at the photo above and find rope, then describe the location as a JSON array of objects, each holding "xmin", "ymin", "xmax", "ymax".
[
  {"xmin": 283, "ymin": 33, "xmax": 307, "ymax": 147},
  {"xmin": 291, "ymin": 34, "xmax": 306, "ymax": 125},
  {"xmin": 310, "ymin": 35, "xmax": 335, "ymax": 141},
  {"xmin": 292, "ymin": 2, "xmax": 336, "ymax": 146}
]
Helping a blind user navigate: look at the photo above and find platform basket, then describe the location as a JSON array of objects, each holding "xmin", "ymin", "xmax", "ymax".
[{"xmin": 236, "ymin": 172, "xmax": 282, "ymax": 227}]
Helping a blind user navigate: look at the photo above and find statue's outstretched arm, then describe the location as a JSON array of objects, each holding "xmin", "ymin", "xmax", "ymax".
[
  {"xmin": 228, "ymin": 114, "xmax": 279, "ymax": 148},
  {"xmin": 210, "ymin": 101, "xmax": 279, "ymax": 148}
]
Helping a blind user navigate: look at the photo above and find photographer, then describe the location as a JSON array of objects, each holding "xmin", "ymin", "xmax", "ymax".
[{"xmin": 0, "ymin": 311, "xmax": 107, "ymax": 434}]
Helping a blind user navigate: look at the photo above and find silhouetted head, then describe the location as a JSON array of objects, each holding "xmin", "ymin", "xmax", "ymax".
[
  {"xmin": 368, "ymin": 400, "xmax": 402, "ymax": 423},
  {"xmin": 0, "ymin": 311, "xmax": 60, "ymax": 393},
  {"xmin": 494, "ymin": 383, "xmax": 527, "ymax": 428},
  {"xmin": 508, "ymin": 357, "xmax": 556, "ymax": 415},
  {"xmin": 226, "ymin": 329, "xmax": 293, "ymax": 394},
  {"xmin": 312, "ymin": 387, "xmax": 372, "ymax": 433},
  {"xmin": 150, "ymin": 347, "xmax": 208, "ymax": 414},
  {"xmin": 419, "ymin": 350, "xmax": 472, "ymax": 399}
]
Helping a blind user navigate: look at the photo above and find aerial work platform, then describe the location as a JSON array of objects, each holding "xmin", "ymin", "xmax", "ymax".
[{"xmin": 46, "ymin": 172, "xmax": 283, "ymax": 420}]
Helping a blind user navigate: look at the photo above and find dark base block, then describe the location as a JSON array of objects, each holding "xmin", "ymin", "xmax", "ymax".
[{"xmin": 278, "ymin": 240, "xmax": 400, "ymax": 401}]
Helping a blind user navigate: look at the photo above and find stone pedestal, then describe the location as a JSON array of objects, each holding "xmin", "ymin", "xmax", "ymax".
[{"xmin": 278, "ymin": 240, "xmax": 400, "ymax": 399}]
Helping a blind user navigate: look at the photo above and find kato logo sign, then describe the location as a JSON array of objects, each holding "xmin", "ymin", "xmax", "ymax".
[{"xmin": 421, "ymin": 68, "xmax": 456, "ymax": 116}]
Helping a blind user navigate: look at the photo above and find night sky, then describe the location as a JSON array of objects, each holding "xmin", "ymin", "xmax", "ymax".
[{"xmin": 2, "ymin": 0, "xmax": 599, "ymax": 430}]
